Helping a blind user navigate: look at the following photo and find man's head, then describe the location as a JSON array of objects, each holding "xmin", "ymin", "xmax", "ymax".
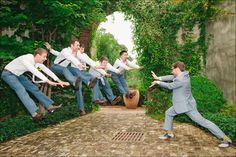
[
  {"xmin": 120, "ymin": 50, "xmax": 129, "ymax": 61},
  {"xmin": 171, "ymin": 61, "xmax": 185, "ymax": 77},
  {"xmin": 34, "ymin": 48, "xmax": 48, "ymax": 63},
  {"xmin": 79, "ymin": 43, "xmax": 85, "ymax": 53},
  {"xmin": 70, "ymin": 38, "xmax": 80, "ymax": 53},
  {"xmin": 99, "ymin": 56, "xmax": 108, "ymax": 69}
]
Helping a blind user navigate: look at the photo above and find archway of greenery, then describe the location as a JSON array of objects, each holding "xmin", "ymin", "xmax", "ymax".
[
  {"xmin": 1, "ymin": 0, "xmax": 235, "ymax": 142},
  {"xmin": 118, "ymin": 0, "xmax": 224, "ymax": 89}
]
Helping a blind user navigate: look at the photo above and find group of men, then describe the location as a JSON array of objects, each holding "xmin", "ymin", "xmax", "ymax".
[
  {"xmin": 1, "ymin": 39, "xmax": 142, "ymax": 121},
  {"xmin": 1, "ymin": 39, "xmax": 232, "ymax": 148}
]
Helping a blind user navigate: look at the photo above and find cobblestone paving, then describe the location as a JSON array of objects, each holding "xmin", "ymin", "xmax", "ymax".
[{"xmin": 0, "ymin": 106, "xmax": 235, "ymax": 157}]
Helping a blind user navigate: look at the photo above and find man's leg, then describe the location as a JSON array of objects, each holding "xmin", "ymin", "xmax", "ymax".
[
  {"xmin": 51, "ymin": 64, "xmax": 77, "ymax": 85},
  {"xmin": 111, "ymin": 72, "xmax": 127, "ymax": 95},
  {"xmin": 119, "ymin": 74, "xmax": 129, "ymax": 94},
  {"xmin": 1, "ymin": 71, "xmax": 38, "ymax": 115},
  {"xmin": 186, "ymin": 109, "xmax": 232, "ymax": 147},
  {"xmin": 159, "ymin": 106, "xmax": 178, "ymax": 140},
  {"xmin": 75, "ymin": 81, "xmax": 86, "ymax": 116},
  {"xmin": 163, "ymin": 106, "xmax": 178, "ymax": 131},
  {"xmin": 101, "ymin": 78, "xmax": 116, "ymax": 102},
  {"xmin": 92, "ymin": 80, "xmax": 106, "ymax": 102},
  {"xmin": 68, "ymin": 67, "xmax": 93, "ymax": 86},
  {"xmin": 18, "ymin": 75, "xmax": 54, "ymax": 109},
  {"xmin": 186, "ymin": 109, "xmax": 225, "ymax": 139}
]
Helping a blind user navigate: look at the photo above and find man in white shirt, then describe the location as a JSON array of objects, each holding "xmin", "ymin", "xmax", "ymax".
[
  {"xmin": 45, "ymin": 42, "xmax": 106, "ymax": 116},
  {"xmin": 50, "ymin": 39, "xmax": 86, "ymax": 90},
  {"xmin": 1, "ymin": 48, "xmax": 69, "ymax": 122},
  {"xmin": 112, "ymin": 50, "xmax": 143, "ymax": 99},
  {"xmin": 89, "ymin": 56, "xmax": 122, "ymax": 105},
  {"xmin": 70, "ymin": 44, "xmax": 109, "ymax": 104}
]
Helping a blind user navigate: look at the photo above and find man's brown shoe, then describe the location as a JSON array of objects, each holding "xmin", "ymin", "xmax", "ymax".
[
  {"xmin": 47, "ymin": 104, "xmax": 62, "ymax": 113},
  {"xmin": 93, "ymin": 100, "xmax": 108, "ymax": 104},
  {"xmin": 79, "ymin": 109, "xmax": 86, "ymax": 116},
  {"xmin": 32, "ymin": 113, "xmax": 43, "ymax": 122},
  {"xmin": 88, "ymin": 78, "xmax": 97, "ymax": 88},
  {"xmin": 111, "ymin": 96, "xmax": 122, "ymax": 105}
]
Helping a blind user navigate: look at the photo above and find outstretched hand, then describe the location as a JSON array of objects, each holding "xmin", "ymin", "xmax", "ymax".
[
  {"xmin": 44, "ymin": 42, "xmax": 52, "ymax": 50},
  {"xmin": 138, "ymin": 66, "xmax": 144, "ymax": 70},
  {"xmin": 151, "ymin": 71, "xmax": 159, "ymax": 80},
  {"xmin": 47, "ymin": 80, "xmax": 59, "ymax": 86},
  {"xmin": 106, "ymin": 73, "xmax": 112, "ymax": 77},
  {"xmin": 57, "ymin": 80, "xmax": 70, "ymax": 87},
  {"xmin": 149, "ymin": 80, "xmax": 159, "ymax": 88}
]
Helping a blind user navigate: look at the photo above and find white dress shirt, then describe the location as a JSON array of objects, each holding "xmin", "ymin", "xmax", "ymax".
[
  {"xmin": 89, "ymin": 61, "xmax": 120, "ymax": 78},
  {"xmin": 4, "ymin": 54, "xmax": 59, "ymax": 83},
  {"xmin": 53, "ymin": 47, "xmax": 81, "ymax": 67},
  {"xmin": 113, "ymin": 58, "xmax": 140, "ymax": 74}
]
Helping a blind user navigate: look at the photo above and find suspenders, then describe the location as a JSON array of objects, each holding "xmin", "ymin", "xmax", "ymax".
[
  {"xmin": 57, "ymin": 58, "xmax": 66, "ymax": 64},
  {"xmin": 57, "ymin": 58, "xmax": 72, "ymax": 66}
]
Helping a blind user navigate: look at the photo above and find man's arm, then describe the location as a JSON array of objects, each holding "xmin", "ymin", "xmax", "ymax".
[
  {"xmin": 126, "ymin": 59, "xmax": 141, "ymax": 69},
  {"xmin": 36, "ymin": 64, "xmax": 69, "ymax": 87},
  {"xmin": 115, "ymin": 59, "xmax": 132, "ymax": 70},
  {"xmin": 107, "ymin": 63, "xmax": 120, "ymax": 74},
  {"xmin": 37, "ymin": 64, "xmax": 59, "ymax": 81},
  {"xmin": 158, "ymin": 79, "xmax": 183, "ymax": 90},
  {"xmin": 61, "ymin": 49, "xmax": 82, "ymax": 67},
  {"xmin": 159, "ymin": 75, "xmax": 174, "ymax": 81},
  {"xmin": 44, "ymin": 42, "xmax": 60, "ymax": 56}
]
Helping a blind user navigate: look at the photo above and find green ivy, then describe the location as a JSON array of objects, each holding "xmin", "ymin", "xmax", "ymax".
[{"xmin": 119, "ymin": 0, "xmax": 225, "ymax": 89}]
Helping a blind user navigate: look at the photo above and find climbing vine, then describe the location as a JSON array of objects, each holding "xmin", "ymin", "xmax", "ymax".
[{"xmin": 119, "ymin": 0, "xmax": 225, "ymax": 88}]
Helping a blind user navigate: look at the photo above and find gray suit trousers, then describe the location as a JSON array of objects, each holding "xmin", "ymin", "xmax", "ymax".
[{"xmin": 163, "ymin": 107, "xmax": 225, "ymax": 139}]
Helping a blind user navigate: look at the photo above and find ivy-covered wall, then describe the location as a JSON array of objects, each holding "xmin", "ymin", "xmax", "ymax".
[
  {"xmin": 206, "ymin": 0, "xmax": 236, "ymax": 104},
  {"xmin": 119, "ymin": 0, "xmax": 223, "ymax": 90}
]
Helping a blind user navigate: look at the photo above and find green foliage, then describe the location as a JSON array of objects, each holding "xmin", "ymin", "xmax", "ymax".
[
  {"xmin": 191, "ymin": 76, "xmax": 226, "ymax": 113},
  {"xmin": 0, "ymin": 0, "xmax": 112, "ymax": 54},
  {"xmin": 94, "ymin": 29, "xmax": 127, "ymax": 63},
  {"xmin": 0, "ymin": 36, "xmax": 45, "ymax": 58},
  {"xmin": 220, "ymin": 103, "xmax": 236, "ymax": 118},
  {"xmin": 0, "ymin": 105, "xmax": 80, "ymax": 142},
  {"xmin": 119, "ymin": 0, "xmax": 225, "ymax": 89}
]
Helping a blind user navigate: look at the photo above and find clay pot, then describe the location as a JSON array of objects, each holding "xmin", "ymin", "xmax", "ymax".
[{"xmin": 123, "ymin": 89, "xmax": 140, "ymax": 109}]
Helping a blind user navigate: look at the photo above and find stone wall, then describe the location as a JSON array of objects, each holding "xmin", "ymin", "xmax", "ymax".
[{"xmin": 206, "ymin": 0, "xmax": 236, "ymax": 104}]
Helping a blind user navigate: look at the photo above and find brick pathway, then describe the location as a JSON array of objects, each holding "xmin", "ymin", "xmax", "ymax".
[{"xmin": 0, "ymin": 106, "xmax": 235, "ymax": 156}]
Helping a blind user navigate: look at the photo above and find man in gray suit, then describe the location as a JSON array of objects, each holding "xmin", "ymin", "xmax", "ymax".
[{"xmin": 149, "ymin": 61, "xmax": 232, "ymax": 148}]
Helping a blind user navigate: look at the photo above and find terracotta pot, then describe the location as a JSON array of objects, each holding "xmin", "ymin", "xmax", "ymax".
[{"xmin": 123, "ymin": 89, "xmax": 140, "ymax": 109}]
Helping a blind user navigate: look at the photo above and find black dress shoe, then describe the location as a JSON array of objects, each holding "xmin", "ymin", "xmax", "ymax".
[{"xmin": 88, "ymin": 78, "xmax": 97, "ymax": 88}]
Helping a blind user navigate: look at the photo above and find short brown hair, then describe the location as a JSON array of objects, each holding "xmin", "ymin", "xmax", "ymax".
[
  {"xmin": 172, "ymin": 61, "xmax": 185, "ymax": 71},
  {"xmin": 70, "ymin": 38, "xmax": 79, "ymax": 45},
  {"xmin": 34, "ymin": 48, "xmax": 47, "ymax": 56},
  {"xmin": 80, "ymin": 42, "xmax": 85, "ymax": 48},
  {"xmin": 99, "ymin": 56, "xmax": 108, "ymax": 62}
]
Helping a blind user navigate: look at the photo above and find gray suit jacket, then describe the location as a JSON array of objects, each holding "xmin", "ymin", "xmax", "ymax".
[{"xmin": 159, "ymin": 71, "xmax": 196, "ymax": 114}]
